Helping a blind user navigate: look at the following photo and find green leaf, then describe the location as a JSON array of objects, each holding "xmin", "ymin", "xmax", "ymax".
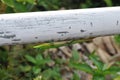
[
  {"xmin": 26, "ymin": 0, "xmax": 36, "ymax": 4},
  {"xmin": 102, "ymin": 63, "xmax": 109, "ymax": 71},
  {"xmin": 16, "ymin": 0, "xmax": 35, "ymax": 4},
  {"xmin": 33, "ymin": 42, "xmax": 64, "ymax": 50},
  {"xmin": 32, "ymin": 66, "xmax": 41, "ymax": 74},
  {"xmin": 1, "ymin": 0, "xmax": 14, "ymax": 7},
  {"xmin": 93, "ymin": 75, "xmax": 105, "ymax": 80},
  {"xmin": 5, "ymin": 6, "xmax": 14, "ymax": 13},
  {"xmin": 42, "ymin": 69, "xmax": 61, "ymax": 80},
  {"xmin": 35, "ymin": 54, "xmax": 43, "ymax": 62},
  {"xmin": 39, "ymin": 59, "xmax": 52, "ymax": 66},
  {"xmin": 104, "ymin": 66, "xmax": 120, "ymax": 75},
  {"xmin": 13, "ymin": 1, "xmax": 28, "ymax": 12},
  {"xmin": 72, "ymin": 72, "xmax": 81, "ymax": 80},
  {"xmin": 69, "ymin": 63, "xmax": 93, "ymax": 74},
  {"xmin": 25, "ymin": 55, "xmax": 36, "ymax": 64},
  {"xmin": 0, "ymin": 69, "xmax": 9, "ymax": 79},
  {"xmin": 20, "ymin": 65, "xmax": 31, "ymax": 72},
  {"xmin": 114, "ymin": 76, "xmax": 120, "ymax": 80},
  {"xmin": 114, "ymin": 35, "xmax": 120, "ymax": 45},
  {"xmin": 104, "ymin": 0, "xmax": 112, "ymax": 6},
  {"xmin": 34, "ymin": 39, "xmax": 92, "ymax": 50},
  {"xmin": 89, "ymin": 52, "xmax": 104, "ymax": 70},
  {"xmin": 70, "ymin": 50, "xmax": 80, "ymax": 62},
  {"xmin": 35, "ymin": 54, "xmax": 52, "ymax": 66},
  {"xmin": 35, "ymin": 54, "xmax": 47, "ymax": 65}
]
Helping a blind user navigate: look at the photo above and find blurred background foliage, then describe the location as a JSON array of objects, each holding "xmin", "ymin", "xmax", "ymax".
[
  {"xmin": 0, "ymin": 0, "xmax": 120, "ymax": 80},
  {"xmin": 0, "ymin": 0, "xmax": 120, "ymax": 13}
]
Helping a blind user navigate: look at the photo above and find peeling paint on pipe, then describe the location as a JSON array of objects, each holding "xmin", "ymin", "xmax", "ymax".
[{"xmin": 0, "ymin": 7, "xmax": 120, "ymax": 45}]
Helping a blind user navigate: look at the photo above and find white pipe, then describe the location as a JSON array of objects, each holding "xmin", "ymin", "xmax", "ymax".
[{"xmin": 0, "ymin": 7, "xmax": 120, "ymax": 45}]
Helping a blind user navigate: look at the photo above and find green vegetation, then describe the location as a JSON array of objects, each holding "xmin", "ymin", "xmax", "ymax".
[
  {"xmin": 1, "ymin": 0, "xmax": 120, "ymax": 13},
  {"xmin": 69, "ymin": 51, "xmax": 120, "ymax": 80},
  {"xmin": 0, "ymin": 0, "xmax": 120, "ymax": 80}
]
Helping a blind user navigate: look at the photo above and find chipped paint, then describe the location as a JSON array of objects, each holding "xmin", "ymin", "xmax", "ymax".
[
  {"xmin": 69, "ymin": 26, "xmax": 71, "ymax": 29},
  {"xmin": 80, "ymin": 29, "xmax": 86, "ymax": 32},
  {"xmin": 57, "ymin": 31, "xmax": 69, "ymax": 34},
  {"xmin": 12, "ymin": 39, "xmax": 21, "ymax": 41},
  {"xmin": 90, "ymin": 22, "xmax": 93, "ymax": 27},
  {"xmin": 0, "ymin": 32, "xmax": 4, "ymax": 34},
  {"xmin": 35, "ymin": 37, "xmax": 38, "ymax": 39},
  {"xmin": 0, "ymin": 34, "xmax": 16, "ymax": 39},
  {"xmin": 117, "ymin": 20, "xmax": 119, "ymax": 26}
]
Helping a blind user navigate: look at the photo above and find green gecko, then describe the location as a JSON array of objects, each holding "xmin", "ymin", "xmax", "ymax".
[{"xmin": 33, "ymin": 37, "xmax": 94, "ymax": 50}]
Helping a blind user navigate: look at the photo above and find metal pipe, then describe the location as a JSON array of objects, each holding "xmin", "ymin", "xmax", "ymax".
[{"xmin": 0, "ymin": 7, "xmax": 120, "ymax": 45}]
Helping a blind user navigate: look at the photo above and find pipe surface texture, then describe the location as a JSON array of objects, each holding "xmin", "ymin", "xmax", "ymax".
[{"xmin": 0, "ymin": 7, "xmax": 120, "ymax": 45}]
